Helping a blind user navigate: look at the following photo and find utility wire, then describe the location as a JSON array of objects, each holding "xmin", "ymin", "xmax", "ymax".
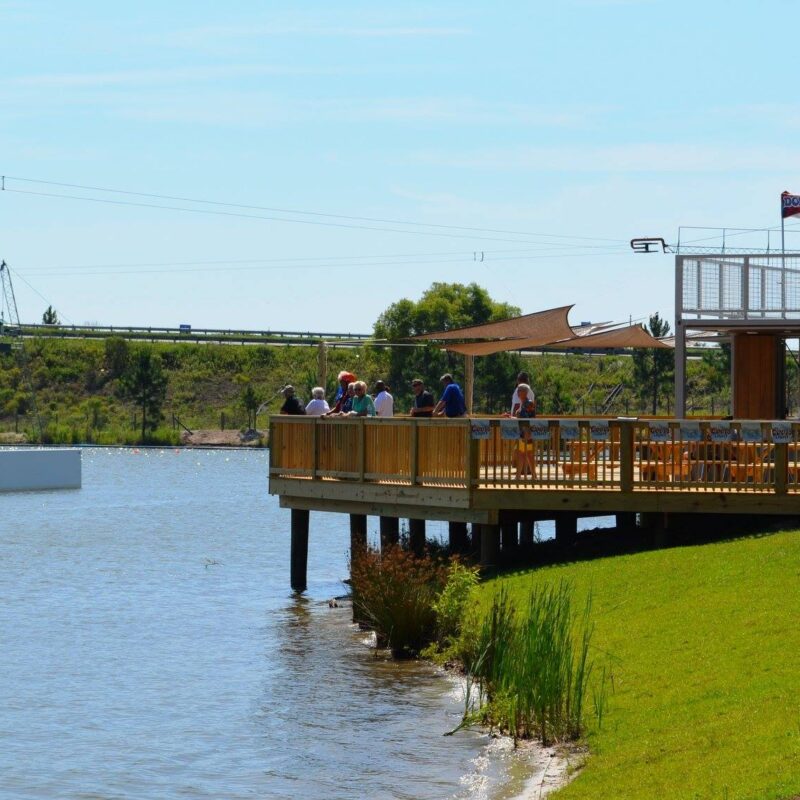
[
  {"xmin": 2, "ymin": 174, "xmax": 627, "ymax": 244},
  {"xmin": 6, "ymin": 266, "xmax": 74, "ymax": 325},
  {"xmin": 6, "ymin": 187, "xmax": 621, "ymax": 246},
  {"xmin": 15, "ymin": 249, "xmax": 629, "ymax": 279},
  {"xmin": 15, "ymin": 242, "xmax": 625, "ymax": 273}
]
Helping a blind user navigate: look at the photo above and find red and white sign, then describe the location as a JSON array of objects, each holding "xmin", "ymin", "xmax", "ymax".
[{"xmin": 782, "ymin": 192, "xmax": 800, "ymax": 219}]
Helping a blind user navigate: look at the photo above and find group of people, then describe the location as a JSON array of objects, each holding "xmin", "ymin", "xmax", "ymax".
[{"xmin": 279, "ymin": 370, "xmax": 475, "ymax": 419}]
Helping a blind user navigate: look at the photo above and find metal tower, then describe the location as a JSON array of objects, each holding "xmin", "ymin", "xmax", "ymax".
[{"xmin": 0, "ymin": 260, "xmax": 42, "ymax": 437}]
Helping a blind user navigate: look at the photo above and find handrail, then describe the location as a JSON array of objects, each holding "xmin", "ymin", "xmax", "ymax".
[{"xmin": 269, "ymin": 416, "xmax": 799, "ymax": 495}]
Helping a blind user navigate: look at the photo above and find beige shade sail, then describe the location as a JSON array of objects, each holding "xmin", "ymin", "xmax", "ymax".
[
  {"xmin": 548, "ymin": 324, "xmax": 672, "ymax": 350},
  {"xmin": 413, "ymin": 304, "xmax": 574, "ymax": 342},
  {"xmin": 444, "ymin": 323, "xmax": 671, "ymax": 355}
]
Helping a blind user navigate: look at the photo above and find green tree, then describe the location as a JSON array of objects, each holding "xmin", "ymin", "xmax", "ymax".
[
  {"xmin": 631, "ymin": 313, "xmax": 673, "ymax": 415},
  {"xmin": 104, "ymin": 336, "xmax": 130, "ymax": 378},
  {"xmin": 373, "ymin": 282, "xmax": 522, "ymax": 411},
  {"xmin": 119, "ymin": 349, "xmax": 168, "ymax": 441},
  {"xmin": 42, "ymin": 305, "xmax": 59, "ymax": 325},
  {"xmin": 241, "ymin": 384, "xmax": 259, "ymax": 429}
]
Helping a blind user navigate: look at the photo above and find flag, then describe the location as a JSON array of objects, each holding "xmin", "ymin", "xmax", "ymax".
[{"xmin": 782, "ymin": 191, "xmax": 800, "ymax": 219}]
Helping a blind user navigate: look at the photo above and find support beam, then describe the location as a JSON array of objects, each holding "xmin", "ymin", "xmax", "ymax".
[
  {"xmin": 470, "ymin": 523, "xmax": 482, "ymax": 560},
  {"xmin": 290, "ymin": 508, "xmax": 309, "ymax": 593},
  {"xmin": 519, "ymin": 520, "xmax": 535, "ymax": 546},
  {"xmin": 554, "ymin": 512, "xmax": 578, "ymax": 547},
  {"xmin": 379, "ymin": 516, "xmax": 399, "ymax": 550},
  {"xmin": 480, "ymin": 523, "xmax": 501, "ymax": 568},
  {"xmin": 616, "ymin": 512, "xmax": 636, "ymax": 532},
  {"xmin": 501, "ymin": 522, "xmax": 518, "ymax": 552},
  {"xmin": 349, "ymin": 513, "xmax": 367, "ymax": 556},
  {"xmin": 448, "ymin": 521, "xmax": 469, "ymax": 553},
  {"xmin": 408, "ymin": 518, "xmax": 426, "ymax": 556}
]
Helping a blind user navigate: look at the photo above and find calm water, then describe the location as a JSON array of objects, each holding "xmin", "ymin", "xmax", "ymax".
[{"xmin": 0, "ymin": 448, "xmax": 559, "ymax": 800}]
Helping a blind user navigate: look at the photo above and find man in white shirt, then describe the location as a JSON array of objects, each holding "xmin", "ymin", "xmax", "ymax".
[{"xmin": 373, "ymin": 380, "xmax": 394, "ymax": 417}]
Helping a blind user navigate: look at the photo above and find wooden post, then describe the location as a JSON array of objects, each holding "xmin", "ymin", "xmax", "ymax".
[
  {"xmin": 379, "ymin": 516, "xmax": 399, "ymax": 550},
  {"xmin": 519, "ymin": 520, "xmax": 535, "ymax": 546},
  {"xmin": 448, "ymin": 521, "xmax": 468, "ymax": 553},
  {"xmin": 465, "ymin": 354, "xmax": 475, "ymax": 414},
  {"xmin": 501, "ymin": 522, "xmax": 518, "ymax": 553},
  {"xmin": 480, "ymin": 523, "xmax": 501, "ymax": 568},
  {"xmin": 349, "ymin": 513, "xmax": 367, "ymax": 555},
  {"xmin": 317, "ymin": 340, "xmax": 327, "ymax": 391},
  {"xmin": 408, "ymin": 518, "xmax": 426, "ymax": 555},
  {"xmin": 357, "ymin": 419, "xmax": 366, "ymax": 482},
  {"xmin": 290, "ymin": 509, "xmax": 309, "ymax": 593},
  {"xmin": 616, "ymin": 512, "xmax": 636, "ymax": 532},
  {"xmin": 470, "ymin": 523, "xmax": 482, "ymax": 560},
  {"xmin": 555, "ymin": 512, "xmax": 578, "ymax": 547},
  {"xmin": 775, "ymin": 442, "xmax": 789, "ymax": 495},
  {"xmin": 410, "ymin": 419, "xmax": 419, "ymax": 485},
  {"xmin": 620, "ymin": 422, "xmax": 634, "ymax": 493},
  {"xmin": 349, "ymin": 513, "xmax": 368, "ymax": 623}
]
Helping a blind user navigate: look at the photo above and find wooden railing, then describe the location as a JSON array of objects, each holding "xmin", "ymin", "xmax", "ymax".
[{"xmin": 269, "ymin": 416, "xmax": 800, "ymax": 495}]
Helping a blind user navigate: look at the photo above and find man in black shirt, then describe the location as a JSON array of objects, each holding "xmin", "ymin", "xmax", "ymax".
[
  {"xmin": 409, "ymin": 378, "xmax": 435, "ymax": 417},
  {"xmin": 279, "ymin": 385, "xmax": 306, "ymax": 415}
]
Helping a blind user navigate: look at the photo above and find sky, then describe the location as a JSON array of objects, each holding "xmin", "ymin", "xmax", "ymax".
[{"xmin": 3, "ymin": 0, "xmax": 800, "ymax": 333}]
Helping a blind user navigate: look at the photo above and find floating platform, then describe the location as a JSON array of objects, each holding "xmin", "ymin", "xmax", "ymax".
[{"xmin": 0, "ymin": 448, "xmax": 82, "ymax": 492}]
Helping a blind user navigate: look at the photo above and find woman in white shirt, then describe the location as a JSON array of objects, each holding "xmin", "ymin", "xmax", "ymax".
[{"xmin": 305, "ymin": 387, "xmax": 331, "ymax": 416}]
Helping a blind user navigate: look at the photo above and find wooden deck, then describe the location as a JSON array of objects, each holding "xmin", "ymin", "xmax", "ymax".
[{"xmin": 269, "ymin": 416, "xmax": 800, "ymax": 524}]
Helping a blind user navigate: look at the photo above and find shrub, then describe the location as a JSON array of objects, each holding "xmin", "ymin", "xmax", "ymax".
[
  {"xmin": 433, "ymin": 561, "xmax": 480, "ymax": 648},
  {"xmin": 349, "ymin": 544, "xmax": 449, "ymax": 658}
]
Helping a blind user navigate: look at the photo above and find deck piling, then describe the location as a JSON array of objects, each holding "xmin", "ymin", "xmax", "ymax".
[
  {"xmin": 555, "ymin": 512, "xmax": 578, "ymax": 547},
  {"xmin": 408, "ymin": 518, "xmax": 426, "ymax": 555},
  {"xmin": 519, "ymin": 520, "xmax": 535, "ymax": 546},
  {"xmin": 349, "ymin": 513, "xmax": 367, "ymax": 555},
  {"xmin": 290, "ymin": 508, "xmax": 309, "ymax": 593},
  {"xmin": 501, "ymin": 522, "xmax": 518, "ymax": 554},
  {"xmin": 448, "ymin": 521, "xmax": 469, "ymax": 553},
  {"xmin": 379, "ymin": 516, "xmax": 400, "ymax": 550},
  {"xmin": 480, "ymin": 524, "xmax": 501, "ymax": 568},
  {"xmin": 470, "ymin": 524, "xmax": 482, "ymax": 560}
]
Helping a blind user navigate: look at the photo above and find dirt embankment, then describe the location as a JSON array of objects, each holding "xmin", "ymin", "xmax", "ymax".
[{"xmin": 180, "ymin": 429, "xmax": 266, "ymax": 448}]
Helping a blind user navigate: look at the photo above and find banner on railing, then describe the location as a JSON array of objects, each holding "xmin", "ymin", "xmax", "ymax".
[
  {"xmin": 529, "ymin": 420, "xmax": 552, "ymax": 440},
  {"xmin": 470, "ymin": 420, "xmax": 491, "ymax": 439},
  {"xmin": 708, "ymin": 421, "xmax": 734, "ymax": 442},
  {"xmin": 678, "ymin": 421, "xmax": 702, "ymax": 442},
  {"xmin": 770, "ymin": 421, "xmax": 792, "ymax": 444},
  {"xmin": 559, "ymin": 421, "xmax": 581, "ymax": 440},
  {"xmin": 500, "ymin": 419, "xmax": 521, "ymax": 440},
  {"xmin": 740, "ymin": 422, "xmax": 763, "ymax": 443},
  {"xmin": 589, "ymin": 421, "xmax": 610, "ymax": 441},
  {"xmin": 648, "ymin": 421, "xmax": 671, "ymax": 441}
]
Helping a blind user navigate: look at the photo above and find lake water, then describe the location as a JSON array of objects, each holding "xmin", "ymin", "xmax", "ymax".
[{"xmin": 0, "ymin": 447, "xmax": 580, "ymax": 800}]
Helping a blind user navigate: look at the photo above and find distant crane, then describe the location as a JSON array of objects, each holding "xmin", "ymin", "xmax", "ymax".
[{"xmin": 0, "ymin": 260, "xmax": 42, "ymax": 438}]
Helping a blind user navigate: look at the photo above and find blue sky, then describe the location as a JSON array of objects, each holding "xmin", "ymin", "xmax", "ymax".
[{"xmin": 2, "ymin": 0, "xmax": 800, "ymax": 332}]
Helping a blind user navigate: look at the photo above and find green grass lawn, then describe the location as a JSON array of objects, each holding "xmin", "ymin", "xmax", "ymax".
[{"xmin": 479, "ymin": 531, "xmax": 800, "ymax": 800}]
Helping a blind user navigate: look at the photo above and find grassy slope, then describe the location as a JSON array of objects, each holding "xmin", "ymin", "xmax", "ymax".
[{"xmin": 480, "ymin": 531, "xmax": 800, "ymax": 800}]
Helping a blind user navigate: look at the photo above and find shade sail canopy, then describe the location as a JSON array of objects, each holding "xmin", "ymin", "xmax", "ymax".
[
  {"xmin": 548, "ymin": 324, "xmax": 672, "ymax": 350},
  {"xmin": 444, "ymin": 323, "xmax": 671, "ymax": 355},
  {"xmin": 414, "ymin": 304, "xmax": 574, "ymax": 342}
]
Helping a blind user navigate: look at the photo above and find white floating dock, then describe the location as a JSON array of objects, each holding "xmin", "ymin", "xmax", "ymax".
[{"xmin": 0, "ymin": 448, "xmax": 82, "ymax": 492}]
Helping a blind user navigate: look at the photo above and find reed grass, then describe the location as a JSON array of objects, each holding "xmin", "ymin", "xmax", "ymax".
[{"xmin": 461, "ymin": 581, "xmax": 597, "ymax": 744}]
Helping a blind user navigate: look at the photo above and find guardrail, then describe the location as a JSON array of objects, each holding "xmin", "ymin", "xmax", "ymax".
[
  {"xmin": 269, "ymin": 416, "xmax": 800, "ymax": 495},
  {"xmin": 20, "ymin": 323, "xmax": 373, "ymax": 345}
]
